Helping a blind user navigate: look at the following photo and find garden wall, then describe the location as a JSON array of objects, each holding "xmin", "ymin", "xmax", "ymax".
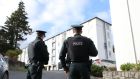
[{"xmin": 103, "ymin": 71, "xmax": 140, "ymax": 79}]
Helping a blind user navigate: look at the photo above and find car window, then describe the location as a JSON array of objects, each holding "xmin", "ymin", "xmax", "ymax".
[
  {"xmin": 101, "ymin": 60, "xmax": 116, "ymax": 64},
  {"xmin": 0, "ymin": 58, "xmax": 3, "ymax": 65},
  {"xmin": 0, "ymin": 58, "xmax": 2, "ymax": 62},
  {"xmin": 0, "ymin": 58, "xmax": 4, "ymax": 62}
]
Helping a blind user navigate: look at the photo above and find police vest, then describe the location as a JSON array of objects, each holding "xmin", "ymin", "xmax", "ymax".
[{"xmin": 66, "ymin": 36, "xmax": 90, "ymax": 62}]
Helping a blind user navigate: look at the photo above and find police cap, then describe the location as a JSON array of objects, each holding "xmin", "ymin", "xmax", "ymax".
[
  {"xmin": 71, "ymin": 25, "xmax": 83, "ymax": 29},
  {"xmin": 36, "ymin": 30, "xmax": 46, "ymax": 34}
]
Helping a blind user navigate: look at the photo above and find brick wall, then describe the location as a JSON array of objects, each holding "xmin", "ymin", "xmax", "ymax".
[{"xmin": 103, "ymin": 71, "xmax": 140, "ymax": 79}]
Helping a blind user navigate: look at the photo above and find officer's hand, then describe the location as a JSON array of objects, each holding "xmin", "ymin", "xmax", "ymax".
[
  {"xmin": 65, "ymin": 70, "xmax": 69, "ymax": 74},
  {"xmin": 24, "ymin": 64, "xmax": 29, "ymax": 69},
  {"xmin": 64, "ymin": 66, "xmax": 69, "ymax": 73}
]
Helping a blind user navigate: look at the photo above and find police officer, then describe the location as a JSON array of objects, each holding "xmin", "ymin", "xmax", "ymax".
[
  {"xmin": 59, "ymin": 25, "xmax": 98, "ymax": 79},
  {"xmin": 27, "ymin": 30, "xmax": 49, "ymax": 79}
]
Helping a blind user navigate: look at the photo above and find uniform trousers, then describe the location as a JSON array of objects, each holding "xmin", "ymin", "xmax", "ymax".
[
  {"xmin": 26, "ymin": 63, "xmax": 43, "ymax": 79},
  {"xmin": 68, "ymin": 62, "xmax": 90, "ymax": 79}
]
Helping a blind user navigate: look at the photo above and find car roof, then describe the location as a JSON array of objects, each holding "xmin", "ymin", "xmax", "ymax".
[{"xmin": 0, "ymin": 54, "xmax": 4, "ymax": 58}]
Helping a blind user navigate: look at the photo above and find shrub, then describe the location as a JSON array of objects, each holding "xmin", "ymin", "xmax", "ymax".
[
  {"xmin": 107, "ymin": 67, "xmax": 117, "ymax": 71},
  {"xmin": 90, "ymin": 64, "xmax": 104, "ymax": 77},
  {"xmin": 135, "ymin": 63, "xmax": 140, "ymax": 71},
  {"xmin": 120, "ymin": 63, "xmax": 135, "ymax": 71}
]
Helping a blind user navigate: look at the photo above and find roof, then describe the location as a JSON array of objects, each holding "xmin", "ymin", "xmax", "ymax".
[
  {"xmin": 45, "ymin": 17, "xmax": 112, "ymax": 41},
  {"xmin": 81, "ymin": 17, "xmax": 111, "ymax": 25}
]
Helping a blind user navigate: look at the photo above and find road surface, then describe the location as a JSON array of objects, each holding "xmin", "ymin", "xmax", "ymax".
[
  {"xmin": 9, "ymin": 70, "xmax": 102, "ymax": 79},
  {"xmin": 9, "ymin": 70, "xmax": 66, "ymax": 79}
]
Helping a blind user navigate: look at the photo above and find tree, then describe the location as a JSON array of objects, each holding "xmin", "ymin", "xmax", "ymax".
[
  {"xmin": 3, "ymin": 1, "xmax": 32, "ymax": 49},
  {"xmin": 0, "ymin": 29, "xmax": 11, "ymax": 55},
  {"xmin": 0, "ymin": 1, "xmax": 32, "ymax": 55}
]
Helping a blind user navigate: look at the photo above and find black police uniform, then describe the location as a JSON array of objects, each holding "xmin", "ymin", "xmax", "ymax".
[
  {"xmin": 27, "ymin": 31, "xmax": 49, "ymax": 79},
  {"xmin": 59, "ymin": 25, "xmax": 98, "ymax": 79}
]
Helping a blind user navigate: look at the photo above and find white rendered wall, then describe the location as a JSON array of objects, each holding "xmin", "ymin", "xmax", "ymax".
[
  {"xmin": 82, "ymin": 19, "xmax": 99, "ymax": 60},
  {"xmin": 45, "ymin": 18, "xmax": 114, "ymax": 70},
  {"xmin": 96, "ymin": 19, "xmax": 107, "ymax": 60},
  {"xmin": 129, "ymin": 0, "xmax": 140, "ymax": 62},
  {"xmin": 96, "ymin": 19, "xmax": 115, "ymax": 61},
  {"xmin": 109, "ymin": 0, "xmax": 140, "ymax": 70},
  {"xmin": 45, "ymin": 39, "xmax": 52, "ymax": 66},
  {"xmin": 20, "ymin": 17, "xmax": 114, "ymax": 70},
  {"xmin": 18, "ymin": 48, "xmax": 28, "ymax": 64},
  {"xmin": 54, "ymin": 34, "xmax": 64, "ymax": 69}
]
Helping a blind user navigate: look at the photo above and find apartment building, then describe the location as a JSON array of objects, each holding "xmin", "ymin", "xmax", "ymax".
[{"xmin": 19, "ymin": 17, "xmax": 115, "ymax": 70}]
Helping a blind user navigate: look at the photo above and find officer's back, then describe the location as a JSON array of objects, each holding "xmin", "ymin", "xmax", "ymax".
[
  {"xmin": 59, "ymin": 25, "xmax": 98, "ymax": 79},
  {"xmin": 27, "ymin": 30, "xmax": 49, "ymax": 79},
  {"xmin": 68, "ymin": 34, "xmax": 95, "ymax": 62}
]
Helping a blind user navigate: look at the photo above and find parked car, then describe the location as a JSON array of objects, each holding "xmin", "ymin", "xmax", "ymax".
[
  {"xmin": 0, "ymin": 54, "xmax": 9, "ymax": 79},
  {"xmin": 58, "ymin": 62, "xmax": 63, "ymax": 70},
  {"xmin": 93, "ymin": 59, "xmax": 116, "ymax": 68}
]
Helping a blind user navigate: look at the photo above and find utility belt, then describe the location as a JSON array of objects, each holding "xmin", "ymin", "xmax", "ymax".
[
  {"xmin": 66, "ymin": 59, "xmax": 92, "ymax": 63},
  {"xmin": 67, "ymin": 60, "xmax": 92, "ymax": 72},
  {"xmin": 70, "ymin": 60, "xmax": 90, "ymax": 63},
  {"xmin": 25, "ymin": 59, "xmax": 44, "ymax": 69},
  {"xmin": 29, "ymin": 58, "xmax": 43, "ymax": 65}
]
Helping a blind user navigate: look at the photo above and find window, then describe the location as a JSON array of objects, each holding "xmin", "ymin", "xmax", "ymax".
[
  {"xmin": 52, "ymin": 49, "xmax": 56, "ymax": 56},
  {"xmin": 62, "ymin": 32, "xmax": 66, "ymax": 42},
  {"xmin": 105, "ymin": 23, "xmax": 110, "ymax": 30},
  {"xmin": 108, "ymin": 41, "xmax": 111, "ymax": 48},
  {"xmin": 107, "ymin": 32, "xmax": 110, "ymax": 39},
  {"xmin": 52, "ymin": 56, "xmax": 55, "ymax": 64},
  {"xmin": 52, "ymin": 42, "xmax": 56, "ymax": 49},
  {"xmin": 109, "ymin": 51, "xmax": 111, "ymax": 57},
  {"xmin": 113, "ymin": 46, "xmax": 115, "ymax": 53},
  {"xmin": 52, "ymin": 37, "xmax": 56, "ymax": 43}
]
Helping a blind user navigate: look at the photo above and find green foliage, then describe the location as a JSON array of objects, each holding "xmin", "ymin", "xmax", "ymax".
[
  {"xmin": 108, "ymin": 67, "xmax": 117, "ymax": 71},
  {"xmin": 120, "ymin": 63, "xmax": 135, "ymax": 71},
  {"xmin": 9, "ymin": 61, "xmax": 26, "ymax": 71},
  {"xmin": 91, "ymin": 64, "xmax": 104, "ymax": 77},
  {"xmin": 1, "ymin": 1, "xmax": 32, "ymax": 50},
  {"xmin": 135, "ymin": 63, "xmax": 140, "ymax": 71},
  {"xmin": 5, "ymin": 49, "xmax": 22, "ymax": 67},
  {"xmin": 0, "ymin": 1, "xmax": 32, "ymax": 55},
  {"xmin": 121, "ymin": 63, "xmax": 140, "ymax": 71},
  {"xmin": 0, "ymin": 29, "xmax": 11, "ymax": 54},
  {"xmin": 6, "ymin": 49, "xmax": 22, "ymax": 58}
]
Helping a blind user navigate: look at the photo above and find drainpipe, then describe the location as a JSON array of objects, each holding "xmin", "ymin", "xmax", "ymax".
[
  {"xmin": 126, "ymin": 0, "xmax": 137, "ymax": 64},
  {"xmin": 103, "ymin": 23, "xmax": 108, "ymax": 59}
]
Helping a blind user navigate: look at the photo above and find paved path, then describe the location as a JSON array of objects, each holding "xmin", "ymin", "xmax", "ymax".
[
  {"xmin": 9, "ymin": 70, "xmax": 102, "ymax": 79},
  {"xmin": 9, "ymin": 70, "xmax": 65, "ymax": 79}
]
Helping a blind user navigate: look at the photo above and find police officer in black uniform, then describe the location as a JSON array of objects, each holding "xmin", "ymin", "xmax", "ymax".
[
  {"xmin": 59, "ymin": 25, "xmax": 98, "ymax": 79},
  {"xmin": 26, "ymin": 30, "xmax": 49, "ymax": 79}
]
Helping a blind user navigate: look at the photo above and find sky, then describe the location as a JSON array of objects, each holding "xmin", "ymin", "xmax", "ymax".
[{"xmin": 0, "ymin": 0, "xmax": 111, "ymax": 48}]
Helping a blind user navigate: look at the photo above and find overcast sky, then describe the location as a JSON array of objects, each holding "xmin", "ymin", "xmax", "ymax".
[{"xmin": 0, "ymin": 0, "xmax": 111, "ymax": 48}]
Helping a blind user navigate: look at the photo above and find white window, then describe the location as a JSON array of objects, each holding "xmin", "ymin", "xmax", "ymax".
[
  {"xmin": 52, "ymin": 37, "xmax": 56, "ymax": 43},
  {"xmin": 107, "ymin": 32, "xmax": 110, "ymax": 39},
  {"xmin": 52, "ymin": 49, "xmax": 55, "ymax": 56},
  {"xmin": 108, "ymin": 41, "xmax": 111, "ymax": 48},
  {"xmin": 52, "ymin": 42, "xmax": 56, "ymax": 50},
  {"xmin": 62, "ymin": 32, "xmax": 66, "ymax": 42},
  {"xmin": 52, "ymin": 56, "xmax": 55, "ymax": 64},
  {"xmin": 109, "ymin": 51, "xmax": 111, "ymax": 57}
]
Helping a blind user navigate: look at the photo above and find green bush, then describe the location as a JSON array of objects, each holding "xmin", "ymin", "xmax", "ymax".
[
  {"xmin": 120, "ymin": 63, "xmax": 135, "ymax": 71},
  {"xmin": 107, "ymin": 67, "xmax": 117, "ymax": 71},
  {"xmin": 135, "ymin": 63, "xmax": 140, "ymax": 71},
  {"xmin": 90, "ymin": 64, "xmax": 104, "ymax": 77}
]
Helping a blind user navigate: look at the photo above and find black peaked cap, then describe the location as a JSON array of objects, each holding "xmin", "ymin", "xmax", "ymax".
[
  {"xmin": 36, "ymin": 30, "xmax": 46, "ymax": 34},
  {"xmin": 71, "ymin": 25, "xmax": 83, "ymax": 29}
]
